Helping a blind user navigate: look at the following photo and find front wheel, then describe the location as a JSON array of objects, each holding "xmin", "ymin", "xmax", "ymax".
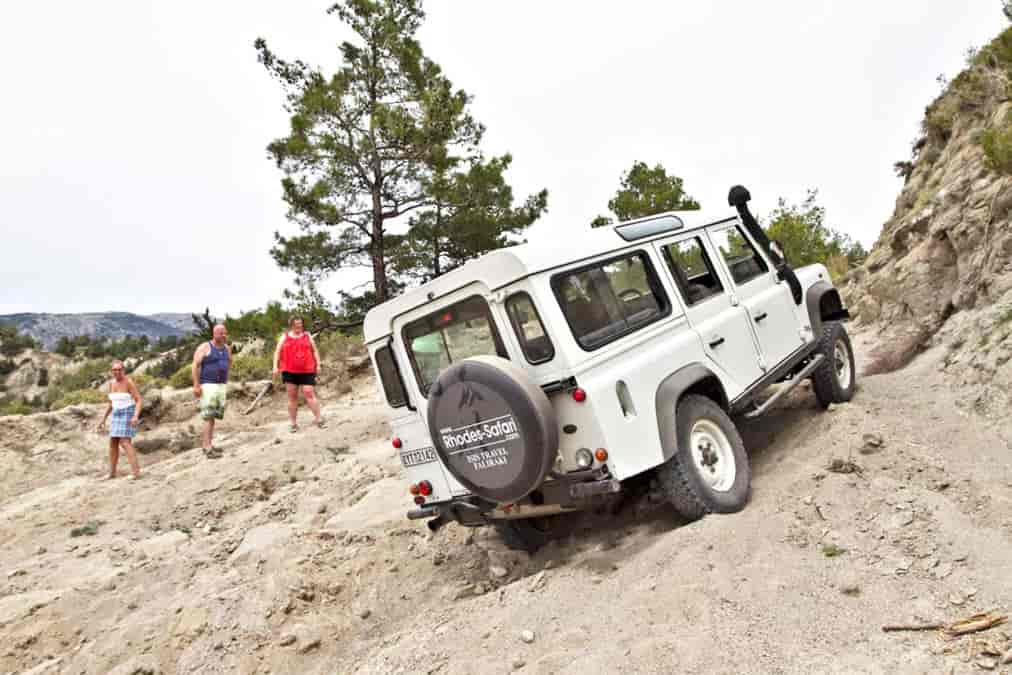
[
  {"xmin": 656, "ymin": 395, "xmax": 751, "ymax": 521},
  {"xmin": 812, "ymin": 321, "xmax": 856, "ymax": 407}
]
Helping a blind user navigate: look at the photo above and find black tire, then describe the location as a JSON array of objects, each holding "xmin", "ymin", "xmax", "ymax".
[
  {"xmin": 656, "ymin": 395, "xmax": 751, "ymax": 521},
  {"xmin": 493, "ymin": 518, "xmax": 554, "ymax": 554},
  {"xmin": 811, "ymin": 321, "xmax": 856, "ymax": 408}
]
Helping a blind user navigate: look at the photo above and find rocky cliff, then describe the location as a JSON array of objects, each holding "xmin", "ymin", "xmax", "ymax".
[{"xmin": 846, "ymin": 26, "xmax": 1012, "ymax": 412}]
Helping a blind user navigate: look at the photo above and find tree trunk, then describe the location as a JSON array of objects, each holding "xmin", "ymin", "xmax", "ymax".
[
  {"xmin": 371, "ymin": 187, "xmax": 388, "ymax": 303},
  {"xmin": 432, "ymin": 203, "xmax": 442, "ymax": 278}
]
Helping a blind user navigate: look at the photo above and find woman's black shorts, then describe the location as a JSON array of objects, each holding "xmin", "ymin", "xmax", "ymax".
[{"xmin": 281, "ymin": 371, "xmax": 317, "ymax": 386}]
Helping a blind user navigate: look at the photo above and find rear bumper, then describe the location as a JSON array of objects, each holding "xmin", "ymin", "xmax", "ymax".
[{"xmin": 405, "ymin": 471, "xmax": 621, "ymax": 527}]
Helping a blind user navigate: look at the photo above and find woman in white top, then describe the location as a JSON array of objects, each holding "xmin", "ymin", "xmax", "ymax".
[{"xmin": 96, "ymin": 360, "xmax": 143, "ymax": 479}]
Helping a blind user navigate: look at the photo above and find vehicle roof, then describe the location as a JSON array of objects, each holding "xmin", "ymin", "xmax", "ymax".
[{"xmin": 363, "ymin": 209, "xmax": 739, "ymax": 342}]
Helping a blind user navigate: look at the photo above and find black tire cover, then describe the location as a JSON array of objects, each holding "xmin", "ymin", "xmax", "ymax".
[{"xmin": 426, "ymin": 355, "xmax": 558, "ymax": 504}]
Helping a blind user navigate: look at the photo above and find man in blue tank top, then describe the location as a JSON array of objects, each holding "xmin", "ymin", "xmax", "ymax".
[{"xmin": 192, "ymin": 324, "xmax": 231, "ymax": 458}]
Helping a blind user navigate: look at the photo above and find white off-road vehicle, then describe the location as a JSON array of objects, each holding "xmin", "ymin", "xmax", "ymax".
[{"xmin": 364, "ymin": 186, "xmax": 855, "ymax": 552}]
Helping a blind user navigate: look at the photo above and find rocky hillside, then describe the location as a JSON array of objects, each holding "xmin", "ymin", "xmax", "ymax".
[
  {"xmin": 845, "ymin": 26, "xmax": 1012, "ymax": 411},
  {"xmin": 0, "ymin": 313, "xmax": 191, "ymax": 349}
]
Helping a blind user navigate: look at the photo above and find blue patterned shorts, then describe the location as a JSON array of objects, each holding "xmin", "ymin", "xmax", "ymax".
[{"xmin": 109, "ymin": 405, "xmax": 137, "ymax": 439}]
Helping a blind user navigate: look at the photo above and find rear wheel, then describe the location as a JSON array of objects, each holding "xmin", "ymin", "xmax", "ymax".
[
  {"xmin": 656, "ymin": 395, "xmax": 751, "ymax": 521},
  {"xmin": 812, "ymin": 321, "xmax": 856, "ymax": 407},
  {"xmin": 493, "ymin": 517, "xmax": 555, "ymax": 554}
]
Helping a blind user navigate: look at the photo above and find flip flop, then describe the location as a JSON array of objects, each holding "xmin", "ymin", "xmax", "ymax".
[
  {"xmin": 315, "ymin": 419, "xmax": 327, "ymax": 429},
  {"xmin": 289, "ymin": 423, "xmax": 299, "ymax": 433}
]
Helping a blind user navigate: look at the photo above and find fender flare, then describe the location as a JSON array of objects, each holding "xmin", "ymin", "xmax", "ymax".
[
  {"xmin": 655, "ymin": 363, "xmax": 728, "ymax": 461},
  {"xmin": 806, "ymin": 281, "xmax": 849, "ymax": 336}
]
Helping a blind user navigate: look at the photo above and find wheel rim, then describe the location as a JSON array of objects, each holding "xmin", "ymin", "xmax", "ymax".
[
  {"xmin": 689, "ymin": 419, "xmax": 736, "ymax": 492},
  {"xmin": 834, "ymin": 339, "xmax": 851, "ymax": 388}
]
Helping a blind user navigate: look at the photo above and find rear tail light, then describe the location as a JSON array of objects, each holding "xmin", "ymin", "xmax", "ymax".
[
  {"xmin": 572, "ymin": 387, "xmax": 587, "ymax": 402},
  {"xmin": 392, "ymin": 437, "xmax": 403, "ymax": 449},
  {"xmin": 418, "ymin": 480, "xmax": 432, "ymax": 496},
  {"xmin": 409, "ymin": 483, "xmax": 420, "ymax": 496},
  {"xmin": 595, "ymin": 448, "xmax": 609, "ymax": 462}
]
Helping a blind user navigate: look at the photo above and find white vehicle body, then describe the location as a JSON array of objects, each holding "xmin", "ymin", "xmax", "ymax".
[{"xmin": 363, "ymin": 192, "xmax": 851, "ymax": 536}]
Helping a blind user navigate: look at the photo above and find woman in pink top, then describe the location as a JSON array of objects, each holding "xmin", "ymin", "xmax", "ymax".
[{"xmin": 272, "ymin": 316, "xmax": 325, "ymax": 432}]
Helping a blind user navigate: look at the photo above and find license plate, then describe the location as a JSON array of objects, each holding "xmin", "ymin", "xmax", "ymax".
[{"xmin": 400, "ymin": 447, "xmax": 437, "ymax": 468}]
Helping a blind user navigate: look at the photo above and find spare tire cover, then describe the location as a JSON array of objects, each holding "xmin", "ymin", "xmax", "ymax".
[{"xmin": 426, "ymin": 355, "xmax": 558, "ymax": 504}]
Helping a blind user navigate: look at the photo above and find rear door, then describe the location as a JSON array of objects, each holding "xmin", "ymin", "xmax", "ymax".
[
  {"xmin": 653, "ymin": 232, "xmax": 763, "ymax": 398},
  {"xmin": 706, "ymin": 223, "xmax": 804, "ymax": 371}
]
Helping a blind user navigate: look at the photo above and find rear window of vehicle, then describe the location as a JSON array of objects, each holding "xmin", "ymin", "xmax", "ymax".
[
  {"xmin": 552, "ymin": 251, "xmax": 669, "ymax": 350},
  {"xmin": 374, "ymin": 345, "xmax": 408, "ymax": 408},
  {"xmin": 505, "ymin": 292, "xmax": 555, "ymax": 364},
  {"xmin": 403, "ymin": 295, "xmax": 507, "ymax": 394}
]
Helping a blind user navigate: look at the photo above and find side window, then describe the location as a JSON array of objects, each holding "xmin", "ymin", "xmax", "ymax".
[
  {"xmin": 711, "ymin": 226, "xmax": 769, "ymax": 285},
  {"xmin": 374, "ymin": 345, "xmax": 408, "ymax": 408},
  {"xmin": 553, "ymin": 252, "xmax": 669, "ymax": 350},
  {"xmin": 662, "ymin": 237, "xmax": 724, "ymax": 306},
  {"xmin": 505, "ymin": 293, "xmax": 555, "ymax": 364}
]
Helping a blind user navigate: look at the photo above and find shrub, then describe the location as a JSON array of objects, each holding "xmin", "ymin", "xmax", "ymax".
[
  {"xmin": 0, "ymin": 398, "xmax": 37, "ymax": 416},
  {"xmin": 45, "ymin": 359, "xmax": 110, "ymax": 410},
  {"xmin": 0, "ymin": 358, "xmax": 16, "ymax": 376},
  {"xmin": 49, "ymin": 388, "xmax": 106, "ymax": 410},
  {"xmin": 168, "ymin": 364, "xmax": 193, "ymax": 390},
  {"xmin": 131, "ymin": 373, "xmax": 167, "ymax": 394},
  {"xmin": 978, "ymin": 114, "xmax": 1012, "ymax": 174},
  {"xmin": 0, "ymin": 324, "xmax": 38, "ymax": 357},
  {"xmin": 230, "ymin": 352, "xmax": 273, "ymax": 382}
]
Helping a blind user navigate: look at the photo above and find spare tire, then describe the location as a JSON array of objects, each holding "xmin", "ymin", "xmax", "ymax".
[{"xmin": 426, "ymin": 356, "xmax": 558, "ymax": 504}]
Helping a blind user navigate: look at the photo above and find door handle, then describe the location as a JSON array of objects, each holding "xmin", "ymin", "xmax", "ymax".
[
  {"xmin": 754, "ymin": 312, "xmax": 768, "ymax": 323},
  {"xmin": 708, "ymin": 336, "xmax": 725, "ymax": 348}
]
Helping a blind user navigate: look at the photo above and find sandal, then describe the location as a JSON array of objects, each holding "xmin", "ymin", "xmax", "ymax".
[
  {"xmin": 289, "ymin": 423, "xmax": 298, "ymax": 433},
  {"xmin": 315, "ymin": 418, "xmax": 327, "ymax": 429}
]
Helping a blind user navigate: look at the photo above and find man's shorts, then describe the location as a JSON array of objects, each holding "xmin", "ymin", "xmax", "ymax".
[{"xmin": 200, "ymin": 383, "xmax": 227, "ymax": 420}]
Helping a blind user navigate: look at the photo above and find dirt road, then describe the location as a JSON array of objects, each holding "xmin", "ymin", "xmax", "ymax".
[{"xmin": 1, "ymin": 342, "xmax": 1010, "ymax": 674}]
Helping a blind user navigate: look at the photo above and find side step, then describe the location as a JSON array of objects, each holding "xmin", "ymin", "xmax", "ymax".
[{"xmin": 743, "ymin": 354, "xmax": 825, "ymax": 419}]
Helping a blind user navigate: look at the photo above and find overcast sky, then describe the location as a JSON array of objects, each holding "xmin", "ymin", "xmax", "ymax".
[{"xmin": 0, "ymin": 1, "xmax": 1004, "ymax": 316}]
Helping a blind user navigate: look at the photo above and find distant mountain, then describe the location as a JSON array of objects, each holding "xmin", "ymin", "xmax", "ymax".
[
  {"xmin": 0, "ymin": 312, "xmax": 192, "ymax": 349},
  {"xmin": 146, "ymin": 313, "xmax": 198, "ymax": 334}
]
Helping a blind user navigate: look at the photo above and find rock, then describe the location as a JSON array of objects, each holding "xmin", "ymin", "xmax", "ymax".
[
  {"xmin": 528, "ymin": 571, "xmax": 547, "ymax": 592},
  {"xmin": 859, "ymin": 433, "xmax": 885, "ymax": 454},
  {"xmin": 431, "ymin": 551, "xmax": 446, "ymax": 566},
  {"xmin": 840, "ymin": 584, "xmax": 861, "ymax": 597},
  {"xmin": 203, "ymin": 525, "xmax": 213, "ymax": 535},
  {"xmin": 21, "ymin": 657, "xmax": 63, "ymax": 675},
  {"xmin": 279, "ymin": 634, "xmax": 296, "ymax": 647},
  {"xmin": 7, "ymin": 569, "xmax": 26, "ymax": 578},
  {"xmin": 512, "ymin": 659, "xmax": 526, "ymax": 670},
  {"xmin": 934, "ymin": 563, "xmax": 953, "ymax": 579},
  {"xmin": 137, "ymin": 531, "xmax": 189, "ymax": 559},
  {"xmin": 298, "ymin": 636, "xmax": 322, "ymax": 654},
  {"xmin": 317, "ymin": 504, "xmax": 328, "ymax": 514},
  {"xmin": 229, "ymin": 523, "xmax": 293, "ymax": 564},
  {"xmin": 890, "ymin": 511, "xmax": 915, "ymax": 528},
  {"xmin": 106, "ymin": 656, "xmax": 158, "ymax": 675},
  {"xmin": 801, "ymin": 496, "xmax": 813, "ymax": 506},
  {"xmin": 519, "ymin": 630, "xmax": 535, "ymax": 644},
  {"xmin": 976, "ymin": 656, "xmax": 998, "ymax": 670},
  {"xmin": 489, "ymin": 565, "xmax": 508, "ymax": 580},
  {"xmin": 948, "ymin": 592, "xmax": 965, "ymax": 606},
  {"xmin": 1001, "ymin": 648, "xmax": 1012, "ymax": 665},
  {"xmin": 826, "ymin": 403, "xmax": 838, "ymax": 412},
  {"xmin": 359, "ymin": 608, "xmax": 372, "ymax": 619},
  {"xmin": 35, "ymin": 546, "xmax": 46, "ymax": 555}
]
